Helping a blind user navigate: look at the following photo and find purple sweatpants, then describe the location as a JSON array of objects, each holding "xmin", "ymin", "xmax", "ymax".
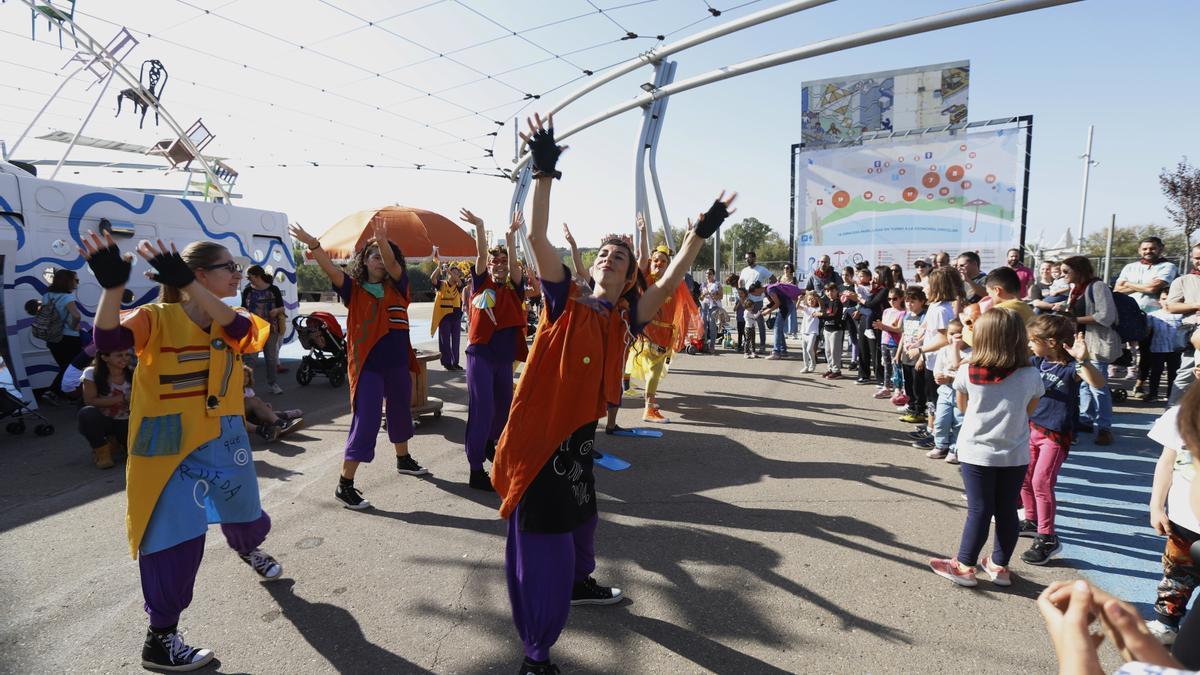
[
  {"xmin": 505, "ymin": 507, "xmax": 597, "ymax": 662},
  {"xmin": 345, "ymin": 366, "xmax": 414, "ymax": 462},
  {"xmin": 438, "ymin": 310, "xmax": 462, "ymax": 368},
  {"xmin": 138, "ymin": 510, "xmax": 271, "ymax": 630},
  {"xmin": 465, "ymin": 350, "xmax": 514, "ymax": 470}
]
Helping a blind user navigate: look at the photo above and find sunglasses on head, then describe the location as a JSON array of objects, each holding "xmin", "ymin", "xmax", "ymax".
[{"xmin": 201, "ymin": 261, "xmax": 242, "ymax": 273}]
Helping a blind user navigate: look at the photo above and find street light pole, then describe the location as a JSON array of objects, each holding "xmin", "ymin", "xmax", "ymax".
[{"xmin": 1075, "ymin": 125, "xmax": 1097, "ymax": 253}]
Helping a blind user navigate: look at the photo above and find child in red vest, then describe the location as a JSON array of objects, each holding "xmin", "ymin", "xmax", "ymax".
[
  {"xmin": 290, "ymin": 220, "xmax": 426, "ymax": 511},
  {"xmin": 493, "ymin": 113, "xmax": 736, "ymax": 674}
]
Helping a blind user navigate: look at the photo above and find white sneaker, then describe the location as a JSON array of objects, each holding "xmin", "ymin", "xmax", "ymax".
[
  {"xmin": 269, "ymin": 383, "xmax": 284, "ymax": 395},
  {"xmin": 1146, "ymin": 619, "xmax": 1178, "ymax": 645}
]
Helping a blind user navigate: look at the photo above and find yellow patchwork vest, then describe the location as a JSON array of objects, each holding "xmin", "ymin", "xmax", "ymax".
[{"xmin": 123, "ymin": 303, "xmax": 269, "ymax": 558}]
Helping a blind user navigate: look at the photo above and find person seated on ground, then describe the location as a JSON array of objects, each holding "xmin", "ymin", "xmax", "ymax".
[
  {"xmin": 77, "ymin": 349, "xmax": 133, "ymax": 469},
  {"xmin": 59, "ymin": 342, "xmax": 97, "ymax": 403},
  {"xmin": 242, "ymin": 365, "xmax": 302, "ymax": 442}
]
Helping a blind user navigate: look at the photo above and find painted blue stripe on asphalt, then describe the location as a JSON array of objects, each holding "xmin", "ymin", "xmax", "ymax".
[{"xmin": 1055, "ymin": 409, "xmax": 1195, "ymax": 617}]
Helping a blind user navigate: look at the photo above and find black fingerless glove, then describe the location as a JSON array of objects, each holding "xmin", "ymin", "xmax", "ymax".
[
  {"xmin": 694, "ymin": 199, "xmax": 730, "ymax": 239},
  {"xmin": 146, "ymin": 250, "xmax": 196, "ymax": 287},
  {"xmin": 529, "ymin": 127, "xmax": 563, "ymax": 180},
  {"xmin": 86, "ymin": 242, "xmax": 132, "ymax": 289}
]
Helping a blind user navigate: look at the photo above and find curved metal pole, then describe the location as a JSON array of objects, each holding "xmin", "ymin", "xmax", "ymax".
[
  {"xmin": 543, "ymin": 0, "xmax": 836, "ymax": 120},
  {"xmin": 516, "ymin": 0, "xmax": 1084, "ymax": 170},
  {"xmin": 647, "ymin": 60, "xmax": 678, "ymax": 250},
  {"xmin": 8, "ymin": 63, "xmax": 87, "ymax": 158},
  {"xmin": 52, "ymin": 63, "xmax": 118, "ymax": 179}
]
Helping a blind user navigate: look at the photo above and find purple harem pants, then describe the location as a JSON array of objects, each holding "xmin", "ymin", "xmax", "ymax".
[
  {"xmin": 439, "ymin": 310, "xmax": 462, "ymax": 369},
  {"xmin": 506, "ymin": 506, "xmax": 597, "ymax": 662},
  {"xmin": 465, "ymin": 336, "xmax": 517, "ymax": 471},
  {"xmin": 345, "ymin": 333, "xmax": 414, "ymax": 463},
  {"xmin": 138, "ymin": 511, "xmax": 271, "ymax": 630}
]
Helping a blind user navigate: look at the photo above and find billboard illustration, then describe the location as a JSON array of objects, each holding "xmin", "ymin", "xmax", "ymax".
[
  {"xmin": 795, "ymin": 126, "xmax": 1026, "ymax": 273},
  {"xmin": 801, "ymin": 61, "xmax": 969, "ymax": 147}
]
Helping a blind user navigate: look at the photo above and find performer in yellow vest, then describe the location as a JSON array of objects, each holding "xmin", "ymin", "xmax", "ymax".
[
  {"xmin": 430, "ymin": 255, "xmax": 465, "ymax": 371},
  {"xmin": 84, "ymin": 232, "xmax": 278, "ymax": 672}
]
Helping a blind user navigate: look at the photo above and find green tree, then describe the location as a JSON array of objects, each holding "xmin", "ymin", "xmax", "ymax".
[
  {"xmin": 293, "ymin": 243, "xmax": 331, "ymax": 297},
  {"xmin": 1080, "ymin": 223, "xmax": 1186, "ymax": 260}
]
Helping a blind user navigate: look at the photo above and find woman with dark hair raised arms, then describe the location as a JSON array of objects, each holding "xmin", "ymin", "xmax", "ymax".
[{"xmin": 493, "ymin": 113, "xmax": 735, "ymax": 675}]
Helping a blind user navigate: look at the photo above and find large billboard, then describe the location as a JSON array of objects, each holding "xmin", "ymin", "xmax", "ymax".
[
  {"xmin": 795, "ymin": 126, "xmax": 1026, "ymax": 273},
  {"xmin": 801, "ymin": 61, "xmax": 969, "ymax": 147}
]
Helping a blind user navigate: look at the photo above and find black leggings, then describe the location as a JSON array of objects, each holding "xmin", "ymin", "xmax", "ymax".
[
  {"xmin": 857, "ymin": 330, "xmax": 881, "ymax": 382},
  {"xmin": 48, "ymin": 334, "xmax": 81, "ymax": 393},
  {"xmin": 77, "ymin": 405, "xmax": 129, "ymax": 449},
  {"xmin": 902, "ymin": 365, "xmax": 928, "ymax": 413}
]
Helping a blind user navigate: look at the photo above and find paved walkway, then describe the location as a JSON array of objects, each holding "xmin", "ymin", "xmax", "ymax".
[{"xmin": 0, "ymin": 313, "xmax": 1173, "ymax": 673}]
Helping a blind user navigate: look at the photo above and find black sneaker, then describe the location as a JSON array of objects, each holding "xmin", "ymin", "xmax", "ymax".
[
  {"xmin": 855, "ymin": 377, "xmax": 873, "ymax": 385},
  {"xmin": 141, "ymin": 626, "xmax": 214, "ymax": 672},
  {"xmin": 257, "ymin": 423, "xmax": 281, "ymax": 442},
  {"xmin": 485, "ymin": 439, "xmax": 497, "ymax": 463},
  {"xmin": 908, "ymin": 429, "xmax": 931, "ymax": 440},
  {"xmin": 1018, "ymin": 519, "xmax": 1038, "ymax": 538},
  {"xmin": 516, "ymin": 657, "xmax": 561, "ymax": 675},
  {"xmin": 238, "ymin": 548, "xmax": 283, "ymax": 580},
  {"xmin": 911, "ymin": 438, "xmax": 935, "ymax": 449},
  {"xmin": 570, "ymin": 576, "xmax": 623, "ymax": 606},
  {"xmin": 276, "ymin": 417, "xmax": 302, "ymax": 437},
  {"xmin": 396, "ymin": 455, "xmax": 429, "ymax": 476},
  {"xmin": 335, "ymin": 481, "xmax": 371, "ymax": 510},
  {"xmin": 469, "ymin": 468, "xmax": 495, "ymax": 492},
  {"xmin": 1021, "ymin": 534, "xmax": 1063, "ymax": 566}
]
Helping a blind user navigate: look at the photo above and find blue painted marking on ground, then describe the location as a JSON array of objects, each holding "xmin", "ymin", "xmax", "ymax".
[{"xmin": 1055, "ymin": 409, "xmax": 1196, "ymax": 617}]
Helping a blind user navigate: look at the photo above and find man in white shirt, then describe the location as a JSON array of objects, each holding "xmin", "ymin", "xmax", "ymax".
[
  {"xmin": 1117, "ymin": 236, "xmax": 1178, "ymax": 392},
  {"xmin": 1165, "ymin": 243, "xmax": 1200, "ymax": 403},
  {"xmin": 739, "ymin": 251, "xmax": 771, "ymax": 354}
]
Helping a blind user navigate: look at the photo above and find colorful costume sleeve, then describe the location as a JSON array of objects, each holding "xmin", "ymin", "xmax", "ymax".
[{"xmin": 666, "ymin": 283, "xmax": 703, "ymax": 353}]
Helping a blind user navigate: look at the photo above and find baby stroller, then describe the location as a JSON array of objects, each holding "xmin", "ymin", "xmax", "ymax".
[
  {"xmin": 1, "ymin": 388, "xmax": 54, "ymax": 436},
  {"xmin": 292, "ymin": 312, "xmax": 348, "ymax": 388}
]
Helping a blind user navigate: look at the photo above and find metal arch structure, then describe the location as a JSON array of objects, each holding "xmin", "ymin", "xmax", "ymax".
[
  {"xmin": 507, "ymin": 0, "xmax": 1084, "ymax": 274},
  {"xmin": 7, "ymin": 0, "xmax": 233, "ymax": 201}
]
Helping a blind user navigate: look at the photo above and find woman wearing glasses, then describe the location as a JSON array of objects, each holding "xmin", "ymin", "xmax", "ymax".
[{"xmin": 83, "ymin": 234, "xmax": 282, "ymax": 672}]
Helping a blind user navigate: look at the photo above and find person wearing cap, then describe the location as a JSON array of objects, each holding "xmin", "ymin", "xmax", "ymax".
[{"xmin": 911, "ymin": 259, "xmax": 930, "ymax": 290}]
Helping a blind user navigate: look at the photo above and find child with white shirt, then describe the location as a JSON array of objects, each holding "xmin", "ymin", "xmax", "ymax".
[
  {"xmin": 929, "ymin": 308, "xmax": 1044, "ymax": 588},
  {"xmin": 743, "ymin": 293, "xmax": 761, "ymax": 359},
  {"xmin": 799, "ymin": 291, "xmax": 822, "ymax": 373},
  {"xmin": 922, "ymin": 319, "xmax": 970, "ymax": 462},
  {"xmin": 1143, "ymin": 290, "xmax": 1185, "ymax": 402}
]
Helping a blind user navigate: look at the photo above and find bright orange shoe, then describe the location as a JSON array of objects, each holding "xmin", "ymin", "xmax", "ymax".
[{"xmin": 642, "ymin": 407, "xmax": 670, "ymax": 424}]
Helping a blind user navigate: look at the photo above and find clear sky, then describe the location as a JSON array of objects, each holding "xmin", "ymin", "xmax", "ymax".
[{"xmin": 1, "ymin": 0, "xmax": 1195, "ymax": 254}]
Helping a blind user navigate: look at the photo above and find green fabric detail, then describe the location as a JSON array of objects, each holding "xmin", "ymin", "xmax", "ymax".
[
  {"xmin": 363, "ymin": 282, "xmax": 384, "ymax": 299},
  {"xmin": 131, "ymin": 414, "xmax": 184, "ymax": 457}
]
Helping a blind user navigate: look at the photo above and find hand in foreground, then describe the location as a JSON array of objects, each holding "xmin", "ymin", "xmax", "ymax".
[
  {"xmin": 1040, "ymin": 580, "xmax": 1181, "ymax": 672},
  {"xmin": 79, "ymin": 231, "xmax": 132, "ymax": 289},
  {"xmin": 519, "ymin": 113, "xmax": 567, "ymax": 180},
  {"xmin": 691, "ymin": 191, "xmax": 737, "ymax": 239},
  {"xmin": 138, "ymin": 239, "xmax": 195, "ymax": 288},
  {"xmin": 1065, "ymin": 332, "xmax": 1091, "ymax": 363},
  {"xmin": 459, "ymin": 208, "xmax": 483, "ymax": 227}
]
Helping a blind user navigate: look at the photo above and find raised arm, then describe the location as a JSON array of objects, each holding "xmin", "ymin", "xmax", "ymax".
[
  {"xmin": 519, "ymin": 113, "xmax": 568, "ymax": 285},
  {"xmin": 638, "ymin": 192, "xmax": 736, "ymax": 325},
  {"xmin": 369, "ymin": 219, "xmax": 405, "ymax": 282},
  {"xmin": 138, "ymin": 239, "xmax": 239, "ymax": 327},
  {"xmin": 507, "ymin": 211, "xmax": 524, "ymax": 286},
  {"xmin": 461, "ymin": 208, "xmax": 488, "ymax": 276},
  {"xmin": 562, "ymin": 222, "xmax": 590, "ymax": 284},
  {"xmin": 79, "ymin": 231, "xmax": 131, "ymax": 331},
  {"xmin": 636, "ymin": 212, "xmax": 651, "ymax": 275},
  {"xmin": 289, "ymin": 224, "xmax": 345, "ymax": 290}
]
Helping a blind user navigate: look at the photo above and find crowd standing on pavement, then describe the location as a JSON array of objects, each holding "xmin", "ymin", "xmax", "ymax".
[{"xmin": 16, "ymin": 105, "xmax": 1200, "ymax": 672}]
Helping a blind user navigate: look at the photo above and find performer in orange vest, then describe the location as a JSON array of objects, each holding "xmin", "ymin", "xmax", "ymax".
[
  {"xmin": 493, "ymin": 113, "xmax": 736, "ymax": 674},
  {"xmin": 457, "ymin": 209, "xmax": 528, "ymax": 491},
  {"xmin": 290, "ymin": 220, "xmax": 426, "ymax": 511}
]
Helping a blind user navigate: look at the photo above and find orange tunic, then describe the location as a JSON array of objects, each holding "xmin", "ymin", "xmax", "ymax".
[
  {"xmin": 493, "ymin": 281, "xmax": 633, "ymax": 519},
  {"xmin": 342, "ymin": 277, "xmax": 418, "ymax": 409},
  {"xmin": 642, "ymin": 279, "xmax": 703, "ymax": 352}
]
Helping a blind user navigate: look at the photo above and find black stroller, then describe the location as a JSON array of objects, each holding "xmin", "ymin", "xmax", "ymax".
[
  {"xmin": 1, "ymin": 386, "xmax": 54, "ymax": 436},
  {"xmin": 292, "ymin": 312, "xmax": 348, "ymax": 388}
]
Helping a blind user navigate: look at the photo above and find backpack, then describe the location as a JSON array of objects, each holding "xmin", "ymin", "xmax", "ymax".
[
  {"xmin": 1089, "ymin": 282, "xmax": 1148, "ymax": 342},
  {"xmin": 31, "ymin": 295, "xmax": 64, "ymax": 343}
]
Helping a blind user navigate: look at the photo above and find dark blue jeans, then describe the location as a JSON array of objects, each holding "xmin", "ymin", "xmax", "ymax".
[{"xmin": 956, "ymin": 462, "xmax": 1028, "ymax": 567}]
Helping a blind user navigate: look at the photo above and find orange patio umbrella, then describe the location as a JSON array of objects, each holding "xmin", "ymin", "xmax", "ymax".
[{"xmin": 317, "ymin": 206, "xmax": 477, "ymax": 261}]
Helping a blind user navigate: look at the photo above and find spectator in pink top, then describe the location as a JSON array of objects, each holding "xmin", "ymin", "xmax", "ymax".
[{"xmin": 1008, "ymin": 248, "xmax": 1034, "ymax": 299}]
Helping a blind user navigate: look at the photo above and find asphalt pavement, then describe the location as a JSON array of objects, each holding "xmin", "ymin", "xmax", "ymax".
[{"xmin": 0, "ymin": 303, "xmax": 1169, "ymax": 673}]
